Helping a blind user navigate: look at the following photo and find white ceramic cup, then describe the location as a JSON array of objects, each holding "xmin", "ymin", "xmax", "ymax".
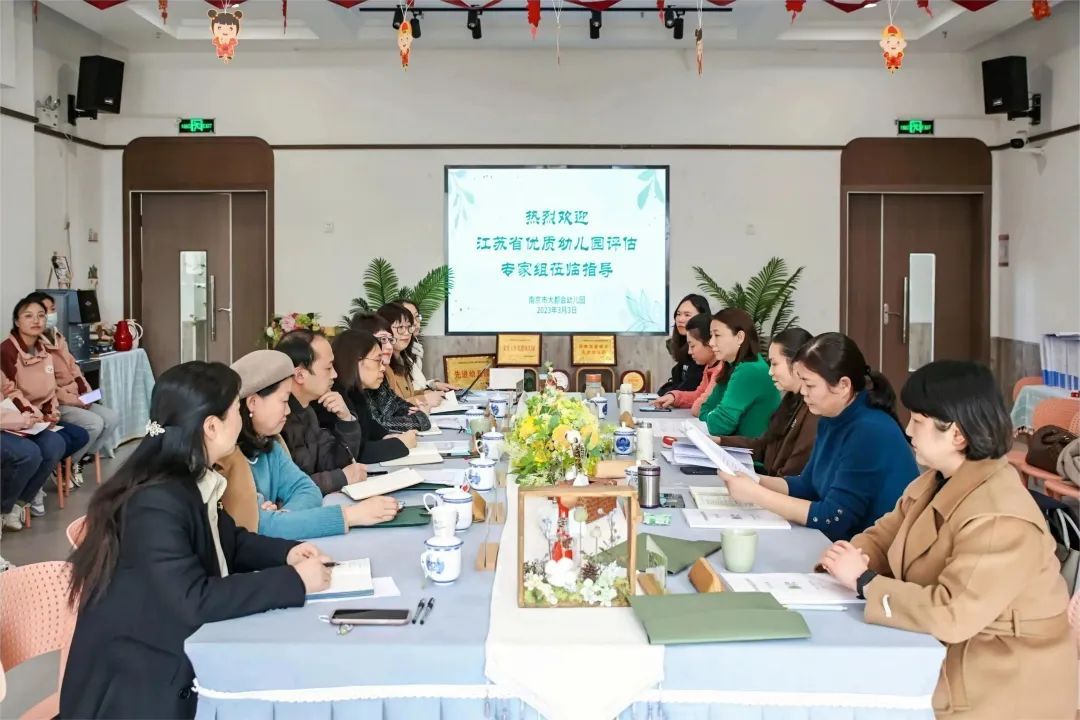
[
  {"xmin": 425, "ymin": 498, "xmax": 458, "ymax": 538},
  {"xmin": 613, "ymin": 427, "xmax": 636, "ymax": 456},
  {"xmin": 589, "ymin": 396, "xmax": 609, "ymax": 419},
  {"xmin": 488, "ymin": 394, "xmax": 509, "ymax": 419},
  {"xmin": 420, "ymin": 535, "xmax": 463, "ymax": 584},
  {"xmin": 479, "ymin": 430, "xmax": 506, "ymax": 461},
  {"xmin": 466, "ymin": 457, "xmax": 497, "ymax": 491},
  {"xmin": 427, "ymin": 488, "xmax": 473, "ymax": 531}
]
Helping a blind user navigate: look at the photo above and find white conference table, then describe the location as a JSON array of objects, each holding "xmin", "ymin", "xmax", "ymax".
[{"xmin": 187, "ymin": 395, "xmax": 943, "ymax": 720}]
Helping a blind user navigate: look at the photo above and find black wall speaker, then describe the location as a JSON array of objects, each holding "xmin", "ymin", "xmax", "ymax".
[
  {"xmin": 70, "ymin": 55, "xmax": 124, "ymax": 123},
  {"xmin": 981, "ymin": 56, "xmax": 1028, "ymax": 115}
]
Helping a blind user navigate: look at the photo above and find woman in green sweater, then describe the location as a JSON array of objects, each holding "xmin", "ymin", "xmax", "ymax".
[{"xmin": 699, "ymin": 308, "xmax": 781, "ymax": 437}]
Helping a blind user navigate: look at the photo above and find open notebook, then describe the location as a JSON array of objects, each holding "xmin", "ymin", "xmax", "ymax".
[
  {"xmin": 306, "ymin": 559, "xmax": 374, "ymax": 601},
  {"xmin": 380, "ymin": 446, "xmax": 444, "ymax": 468},
  {"xmin": 341, "ymin": 469, "xmax": 425, "ymax": 501}
]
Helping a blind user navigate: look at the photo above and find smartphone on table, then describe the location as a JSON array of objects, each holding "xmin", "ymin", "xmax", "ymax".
[{"xmin": 329, "ymin": 609, "xmax": 411, "ymax": 626}]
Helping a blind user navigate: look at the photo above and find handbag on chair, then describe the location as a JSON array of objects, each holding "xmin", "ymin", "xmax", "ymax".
[
  {"xmin": 1025, "ymin": 426, "xmax": 1078, "ymax": 474},
  {"xmin": 1029, "ymin": 490, "xmax": 1080, "ymax": 594}
]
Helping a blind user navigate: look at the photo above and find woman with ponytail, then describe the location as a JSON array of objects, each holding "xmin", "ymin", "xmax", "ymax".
[
  {"xmin": 62, "ymin": 361, "xmax": 333, "ymax": 719},
  {"xmin": 719, "ymin": 333, "xmax": 918, "ymax": 542}
]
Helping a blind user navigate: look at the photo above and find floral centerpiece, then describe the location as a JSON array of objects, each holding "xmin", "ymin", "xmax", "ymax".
[
  {"xmin": 507, "ymin": 388, "xmax": 614, "ymax": 487},
  {"xmin": 523, "ymin": 556, "xmax": 632, "ymax": 608},
  {"xmin": 264, "ymin": 312, "xmax": 321, "ymax": 348}
]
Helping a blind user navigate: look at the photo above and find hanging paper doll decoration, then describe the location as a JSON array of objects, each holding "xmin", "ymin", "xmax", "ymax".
[
  {"xmin": 1031, "ymin": 0, "xmax": 1050, "ymax": 20},
  {"xmin": 208, "ymin": 8, "xmax": 242, "ymax": 64},
  {"xmin": 880, "ymin": 24, "xmax": 906, "ymax": 73},
  {"xmin": 397, "ymin": 20, "xmax": 413, "ymax": 69},
  {"xmin": 695, "ymin": 27, "xmax": 703, "ymax": 76},
  {"xmin": 785, "ymin": 0, "xmax": 805, "ymax": 22}
]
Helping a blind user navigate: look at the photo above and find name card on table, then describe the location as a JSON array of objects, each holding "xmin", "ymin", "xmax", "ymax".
[
  {"xmin": 443, "ymin": 354, "xmax": 495, "ymax": 390},
  {"xmin": 496, "ymin": 334, "xmax": 542, "ymax": 367},
  {"xmin": 571, "ymin": 335, "xmax": 617, "ymax": 366}
]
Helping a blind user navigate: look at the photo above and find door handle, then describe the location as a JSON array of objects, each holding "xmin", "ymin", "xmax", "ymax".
[
  {"xmin": 883, "ymin": 303, "xmax": 902, "ymax": 326},
  {"xmin": 901, "ymin": 275, "xmax": 909, "ymax": 346},
  {"xmin": 209, "ymin": 274, "xmax": 216, "ymax": 341}
]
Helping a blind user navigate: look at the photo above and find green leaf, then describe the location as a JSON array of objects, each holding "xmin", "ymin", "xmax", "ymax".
[
  {"xmin": 638, "ymin": 169, "xmax": 653, "ymax": 181},
  {"xmin": 636, "ymin": 185, "xmax": 650, "ymax": 209},
  {"xmin": 405, "ymin": 266, "xmax": 454, "ymax": 328},
  {"xmin": 363, "ymin": 258, "xmax": 400, "ymax": 309},
  {"xmin": 693, "ymin": 257, "xmax": 803, "ymax": 342}
]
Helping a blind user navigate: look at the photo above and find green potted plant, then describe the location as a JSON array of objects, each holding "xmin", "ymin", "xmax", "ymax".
[
  {"xmin": 340, "ymin": 258, "xmax": 452, "ymax": 329},
  {"xmin": 692, "ymin": 257, "xmax": 804, "ymax": 344}
]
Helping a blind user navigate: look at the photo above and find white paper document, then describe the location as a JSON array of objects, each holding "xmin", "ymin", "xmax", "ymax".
[
  {"xmin": 417, "ymin": 428, "xmax": 444, "ymax": 436},
  {"xmin": 78, "ymin": 388, "xmax": 102, "ymax": 405},
  {"xmin": 721, "ymin": 573, "xmax": 864, "ymax": 607},
  {"xmin": 429, "ymin": 393, "xmax": 475, "ymax": 415},
  {"xmin": 688, "ymin": 486, "xmax": 761, "ymax": 511},
  {"xmin": 420, "ymin": 440, "xmax": 472, "ymax": 457},
  {"xmin": 683, "ymin": 508, "xmax": 790, "ymax": 530},
  {"xmin": 306, "ymin": 559, "xmax": 375, "ymax": 601},
  {"xmin": 684, "ymin": 423, "xmax": 760, "ymax": 479},
  {"xmin": 341, "ymin": 468, "xmax": 425, "ymax": 501},
  {"xmin": 417, "ymin": 468, "xmax": 468, "ymax": 487},
  {"xmin": 433, "ymin": 415, "xmax": 468, "ymax": 431},
  {"xmin": 308, "ymin": 575, "xmax": 402, "ymax": 604},
  {"xmin": 644, "ymin": 417, "xmax": 707, "ymax": 438},
  {"xmin": 380, "ymin": 446, "xmax": 444, "ymax": 468},
  {"xmin": 634, "ymin": 393, "xmax": 660, "ymax": 402}
]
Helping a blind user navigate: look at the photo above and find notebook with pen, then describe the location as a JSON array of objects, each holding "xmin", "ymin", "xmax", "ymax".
[{"xmin": 306, "ymin": 559, "xmax": 375, "ymax": 601}]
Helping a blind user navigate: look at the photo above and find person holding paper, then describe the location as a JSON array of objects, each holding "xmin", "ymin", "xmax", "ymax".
[
  {"xmin": 27, "ymin": 292, "xmax": 121, "ymax": 478},
  {"xmin": 62, "ymin": 361, "xmax": 331, "ymax": 720},
  {"xmin": 719, "ymin": 327, "xmax": 818, "ymax": 476},
  {"xmin": 820, "ymin": 361, "xmax": 1076, "ymax": 719},
  {"xmin": 652, "ymin": 313, "xmax": 722, "ymax": 416},
  {"xmin": 398, "ymin": 298, "xmax": 454, "ymax": 394},
  {"xmin": 656, "ymin": 294, "xmax": 711, "ymax": 397},
  {"xmin": 276, "ymin": 329, "xmax": 373, "ymax": 493},
  {"xmin": 698, "ymin": 308, "xmax": 781, "ymax": 437},
  {"xmin": 343, "ymin": 314, "xmax": 432, "ymax": 434},
  {"xmin": 217, "ymin": 350, "xmax": 399, "ymax": 540},
  {"xmin": 720, "ymin": 333, "xmax": 916, "ymax": 542}
]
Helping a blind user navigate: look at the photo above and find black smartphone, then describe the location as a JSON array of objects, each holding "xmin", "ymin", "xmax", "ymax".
[
  {"xmin": 330, "ymin": 609, "xmax": 411, "ymax": 626},
  {"xmin": 680, "ymin": 465, "xmax": 718, "ymax": 476},
  {"xmin": 638, "ymin": 407, "xmax": 673, "ymax": 413}
]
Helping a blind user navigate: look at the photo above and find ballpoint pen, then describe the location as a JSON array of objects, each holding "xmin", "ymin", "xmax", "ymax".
[
  {"xmin": 411, "ymin": 598, "xmax": 427, "ymax": 624},
  {"xmin": 419, "ymin": 598, "xmax": 435, "ymax": 625}
]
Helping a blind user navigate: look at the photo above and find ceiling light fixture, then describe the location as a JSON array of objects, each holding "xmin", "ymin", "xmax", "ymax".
[
  {"xmin": 411, "ymin": 10, "xmax": 422, "ymax": 37},
  {"xmin": 590, "ymin": 10, "xmax": 601, "ymax": 39},
  {"xmin": 392, "ymin": 6, "xmax": 404, "ymax": 29},
  {"xmin": 663, "ymin": 7, "xmax": 675, "ymax": 28},
  {"xmin": 672, "ymin": 10, "xmax": 684, "ymax": 39},
  {"xmin": 467, "ymin": 9, "xmax": 482, "ymax": 39}
]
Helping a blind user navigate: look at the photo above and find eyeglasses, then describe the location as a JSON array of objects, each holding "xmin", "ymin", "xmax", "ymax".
[
  {"xmin": 375, "ymin": 333, "xmax": 394, "ymax": 344},
  {"xmin": 361, "ymin": 356, "xmax": 383, "ymax": 367},
  {"xmin": 391, "ymin": 324, "xmax": 412, "ymax": 336}
]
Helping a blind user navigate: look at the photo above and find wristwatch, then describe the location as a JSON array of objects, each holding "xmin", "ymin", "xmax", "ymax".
[{"xmin": 856, "ymin": 569, "xmax": 878, "ymax": 600}]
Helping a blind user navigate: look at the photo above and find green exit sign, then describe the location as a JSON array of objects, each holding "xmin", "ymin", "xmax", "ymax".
[
  {"xmin": 897, "ymin": 119, "xmax": 934, "ymax": 136},
  {"xmin": 179, "ymin": 118, "xmax": 216, "ymax": 134}
]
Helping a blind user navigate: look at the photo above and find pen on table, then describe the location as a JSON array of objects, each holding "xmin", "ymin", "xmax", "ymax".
[
  {"xmin": 323, "ymin": 561, "xmax": 339, "ymax": 568},
  {"xmin": 419, "ymin": 598, "xmax": 435, "ymax": 625},
  {"xmin": 411, "ymin": 598, "xmax": 427, "ymax": 624}
]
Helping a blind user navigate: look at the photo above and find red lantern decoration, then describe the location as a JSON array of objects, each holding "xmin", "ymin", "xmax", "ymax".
[
  {"xmin": 564, "ymin": 0, "xmax": 620, "ymax": 10},
  {"xmin": 83, "ymin": 0, "xmax": 128, "ymax": 9},
  {"xmin": 705, "ymin": 0, "xmax": 734, "ymax": 5},
  {"xmin": 205, "ymin": 0, "xmax": 248, "ymax": 9},
  {"xmin": 823, "ymin": 0, "xmax": 874, "ymax": 12},
  {"xmin": 785, "ymin": 0, "xmax": 805, "ymax": 22},
  {"xmin": 917, "ymin": 0, "xmax": 931, "ymax": 16},
  {"xmin": 440, "ymin": 0, "xmax": 501, "ymax": 8},
  {"xmin": 328, "ymin": 0, "xmax": 367, "ymax": 7},
  {"xmin": 527, "ymin": 0, "xmax": 541, "ymax": 37},
  {"xmin": 950, "ymin": 0, "xmax": 995, "ymax": 10},
  {"xmin": 1031, "ymin": 0, "xmax": 1051, "ymax": 20}
]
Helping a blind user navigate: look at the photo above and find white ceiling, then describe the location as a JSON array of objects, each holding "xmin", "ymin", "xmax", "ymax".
[{"xmin": 39, "ymin": 0, "xmax": 1070, "ymax": 52}]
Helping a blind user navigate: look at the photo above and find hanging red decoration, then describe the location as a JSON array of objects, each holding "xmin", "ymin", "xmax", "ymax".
[
  {"xmin": 83, "ymin": 1, "xmax": 129, "ymax": 9},
  {"xmin": 880, "ymin": 23, "xmax": 906, "ymax": 73},
  {"xmin": 917, "ymin": 0, "xmax": 931, "ymax": 16},
  {"xmin": 705, "ymin": 0, "xmax": 734, "ymax": 5},
  {"xmin": 823, "ymin": 0, "xmax": 874, "ymax": 12},
  {"xmin": 205, "ymin": 0, "xmax": 248, "ymax": 9},
  {"xmin": 328, "ymin": 0, "xmax": 367, "ymax": 7},
  {"xmin": 1031, "ymin": 0, "xmax": 1051, "ymax": 20},
  {"xmin": 527, "ymin": 0, "xmax": 541, "ymax": 37},
  {"xmin": 397, "ymin": 19, "xmax": 413, "ymax": 69},
  {"xmin": 208, "ymin": 8, "xmax": 242, "ymax": 63},
  {"xmin": 785, "ymin": 0, "xmax": 805, "ymax": 22},
  {"xmin": 33, "ymin": 0, "xmax": 39, "ymax": 22},
  {"xmin": 657, "ymin": 0, "xmax": 664, "ymax": 20},
  {"xmin": 158, "ymin": 0, "xmax": 168, "ymax": 23},
  {"xmin": 283, "ymin": 0, "xmax": 287, "ymax": 33},
  {"xmin": 565, "ymin": 0, "xmax": 620, "ymax": 10},
  {"xmin": 440, "ymin": 0, "xmax": 501, "ymax": 8},
  {"xmin": 950, "ymin": 0, "xmax": 995, "ymax": 10}
]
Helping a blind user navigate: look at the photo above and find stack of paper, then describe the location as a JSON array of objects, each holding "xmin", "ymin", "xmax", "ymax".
[
  {"xmin": 433, "ymin": 415, "xmax": 468, "ymax": 431},
  {"xmin": 634, "ymin": 393, "xmax": 660, "ymax": 402},
  {"xmin": 417, "ymin": 469, "xmax": 467, "ymax": 487},
  {"xmin": 307, "ymin": 558, "xmax": 374, "ymax": 601},
  {"xmin": 721, "ymin": 573, "xmax": 863, "ymax": 609},
  {"xmin": 645, "ymin": 417, "xmax": 707, "ymax": 438},
  {"xmin": 689, "ymin": 486, "xmax": 758, "ymax": 511},
  {"xmin": 341, "ymin": 469, "xmax": 425, "ymax": 501},
  {"xmin": 683, "ymin": 508, "xmax": 790, "ymax": 530},
  {"xmin": 429, "ymin": 393, "xmax": 474, "ymax": 415},
  {"xmin": 380, "ymin": 446, "xmax": 444, "ymax": 468},
  {"xmin": 420, "ymin": 440, "xmax": 472, "ymax": 458},
  {"xmin": 683, "ymin": 423, "xmax": 759, "ymax": 479}
]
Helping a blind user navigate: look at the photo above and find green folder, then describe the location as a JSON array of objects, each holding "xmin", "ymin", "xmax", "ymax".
[
  {"xmin": 596, "ymin": 534, "xmax": 723, "ymax": 574},
  {"xmin": 391, "ymin": 482, "xmax": 449, "ymax": 493},
  {"xmin": 629, "ymin": 592, "xmax": 811, "ymax": 645},
  {"xmin": 353, "ymin": 505, "xmax": 430, "ymax": 529}
]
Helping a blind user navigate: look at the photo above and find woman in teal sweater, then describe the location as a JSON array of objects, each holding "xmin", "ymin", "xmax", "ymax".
[
  {"xmin": 222, "ymin": 350, "xmax": 399, "ymax": 540},
  {"xmin": 699, "ymin": 308, "xmax": 781, "ymax": 437}
]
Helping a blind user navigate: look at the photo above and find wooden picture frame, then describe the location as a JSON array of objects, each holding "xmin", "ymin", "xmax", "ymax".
[
  {"xmin": 443, "ymin": 353, "xmax": 496, "ymax": 390},
  {"xmin": 496, "ymin": 334, "xmax": 542, "ymax": 367},
  {"xmin": 517, "ymin": 485, "xmax": 639, "ymax": 609},
  {"xmin": 571, "ymin": 335, "xmax": 617, "ymax": 366}
]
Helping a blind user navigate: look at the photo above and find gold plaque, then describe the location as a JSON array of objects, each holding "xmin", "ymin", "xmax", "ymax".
[
  {"xmin": 443, "ymin": 354, "xmax": 495, "ymax": 390},
  {"xmin": 496, "ymin": 334, "xmax": 542, "ymax": 367},
  {"xmin": 571, "ymin": 335, "xmax": 617, "ymax": 366}
]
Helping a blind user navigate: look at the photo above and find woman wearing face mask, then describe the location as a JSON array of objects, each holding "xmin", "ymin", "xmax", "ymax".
[
  {"xmin": 24, "ymin": 292, "xmax": 121, "ymax": 479},
  {"xmin": 61, "ymin": 361, "xmax": 331, "ymax": 720},
  {"xmin": 651, "ymin": 313, "xmax": 721, "ymax": 415},
  {"xmin": 397, "ymin": 298, "xmax": 454, "ymax": 394},
  {"xmin": 656, "ymin": 294, "xmax": 711, "ymax": 397},
  {"xmin": 718, "ymin": 327, "xmax": 818, "ymax": 476},
  {"xmin": 720, "ymin": 332, "xmax": 918, "ymax": 542},
  {"xmin": 347, "ymin": 313, "xmax": 432, "ymax": 434},
  {"xmin": 697, "ymin": 308, "xmax": 781, "ymax": 437},
  {"xmin": 216, "ymin": 350, "xmax": 399, "ymax": 539},
  {"xmin": 821, "ymin": 361, "xmax": 1076, "ymax": 719}
]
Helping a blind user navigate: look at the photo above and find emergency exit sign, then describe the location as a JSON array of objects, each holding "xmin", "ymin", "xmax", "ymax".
[
  {"xmin": 179, "ymin": 117, "xmax": 216, "ymax": 134},
  {"xmin": 897, "ymin": 119, "xmax": 934, "ymax": 135}
]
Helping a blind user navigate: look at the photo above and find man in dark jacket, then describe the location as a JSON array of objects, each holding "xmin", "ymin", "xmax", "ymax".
[{"xmin": 277, "ymin": 329, "xmax": 367, "ymax": 495}]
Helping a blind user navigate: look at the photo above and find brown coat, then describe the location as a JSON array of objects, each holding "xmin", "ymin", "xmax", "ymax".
[
  {"xmin": 722, "ymin": 397, "xmax": 818, "ymax": 477},
  {"xmin": 0, "ymin": 334, "xmax": 60, "ymax": 418},
  {"xmin": 852, "ymin": 458, "xmax": 1077, "ymax": 719}
]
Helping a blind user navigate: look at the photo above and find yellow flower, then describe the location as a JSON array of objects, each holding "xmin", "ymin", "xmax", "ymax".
[
  {"xmin": 518, "ymin": 417, "xmax": 537, "ymax": 437},
  {"xmin": 581, "ymin": 425, "xmax": 599, "ymax": 448},
  {"xmin": 552, "ymin": 424, "xmax": 571, "ymax": 449}
]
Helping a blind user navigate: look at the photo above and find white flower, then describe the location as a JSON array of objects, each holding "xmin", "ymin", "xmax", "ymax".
[
  {"xmin": 598, "ymin": 562, "xmax": 623, "ymax": 585},
  {"xmin": 265, "ymin": 327, "xmax": 275, "ymax": 338},
  {"xmin": 544, "ymin": 558, "xmax": 578, "ymax": 591},
  {"xmin": 524, "ymin": 572, "xmax": 558, "ymax": 605}
]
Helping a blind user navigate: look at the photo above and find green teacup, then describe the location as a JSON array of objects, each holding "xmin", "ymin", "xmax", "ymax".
[{"xmin": 721, "ymin": 528, "xmax": 758, "ymax": 573}]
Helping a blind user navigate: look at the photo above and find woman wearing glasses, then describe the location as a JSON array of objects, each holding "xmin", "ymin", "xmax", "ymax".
[
  {"xmin": 397, "ymin": 298, "xmax": 455, "ymax": 394},
  {"xmin": 376, "ymin": 303, "xmax": 444, "ymax": 410},
  {"xmin": 346, "ymin": 313, "xmax": 432, "ymax": 434}
]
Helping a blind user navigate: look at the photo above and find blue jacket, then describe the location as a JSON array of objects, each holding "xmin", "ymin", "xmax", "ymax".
[
  {"xmin": 784, "ymin": 392, "xmax": 918, "ymax": 542},
  {"xmin": 250, "ymin": 442, "xmax": 347, "ymax": 540}
]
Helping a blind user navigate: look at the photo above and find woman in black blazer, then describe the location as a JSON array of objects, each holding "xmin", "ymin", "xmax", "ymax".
[
  {"xmin": 61, "ymin": 361, "xmax": 333, "ymax": 720},
  {"xmin": 656, "ymin": 293, "xmax": 711, "ymax": 396}
]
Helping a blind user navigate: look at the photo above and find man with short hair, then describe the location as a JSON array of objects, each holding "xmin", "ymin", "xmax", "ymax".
[{"xmin": 276, "ymin": 329, "xmax": 367, "ymax": 495}]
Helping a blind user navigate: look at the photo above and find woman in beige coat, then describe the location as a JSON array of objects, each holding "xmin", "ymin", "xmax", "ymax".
[{"xmin": 821, "ymin": 360, "xmax": 1076, "ymax": 719}]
